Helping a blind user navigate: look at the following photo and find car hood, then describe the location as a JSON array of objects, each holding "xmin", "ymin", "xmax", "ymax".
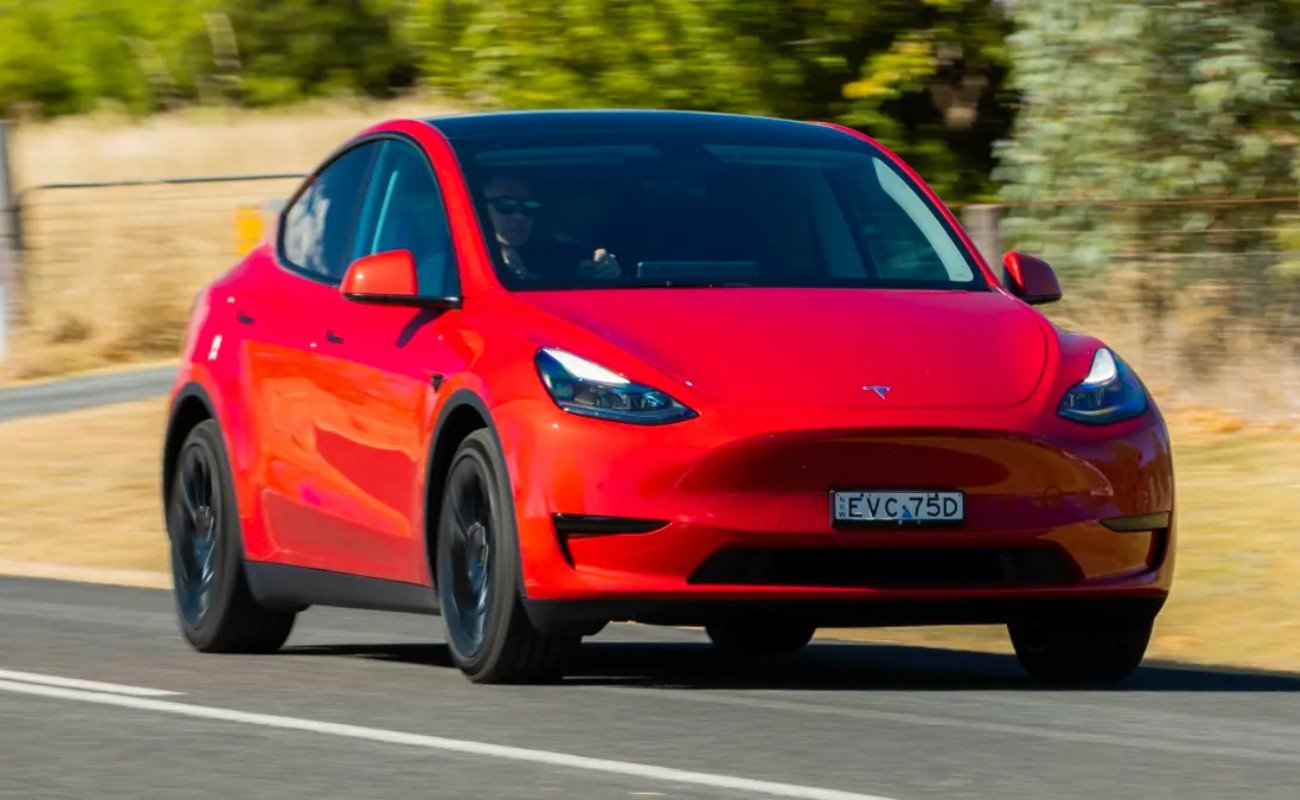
[{"xmin": 517, "ymin": 288, "xmax": 1049, "ymax": 409}]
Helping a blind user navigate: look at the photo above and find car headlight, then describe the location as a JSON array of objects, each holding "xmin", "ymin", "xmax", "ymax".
[
  {"xmin": 535, "ymin": 348, "xmax": 696, "ymax": 424},
  {"xmin": 1058, "ymin": 348, "xmax": 1148, "ymax": 424}
]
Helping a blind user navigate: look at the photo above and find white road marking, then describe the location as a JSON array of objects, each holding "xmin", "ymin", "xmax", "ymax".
[
  {"xmin": 0, "ymin": 678, "xmax": 894, "ymax": 800},
  {"xmin": 0, "ymin": 669, "xmax": 181, "ymax": 697}
]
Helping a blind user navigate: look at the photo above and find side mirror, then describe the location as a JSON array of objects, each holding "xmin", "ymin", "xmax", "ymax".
[
  {"xmin": 340, "ymin": 250, "xmax": 461, "ymax": 309},
  {"xmin": 1002, "ymin": 251, "xmax": 1062, "ymax": 305}
]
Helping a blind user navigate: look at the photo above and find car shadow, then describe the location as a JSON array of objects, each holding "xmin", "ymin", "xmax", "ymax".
[{"xmin": 279, "ymin": 638, "xmax": 1300, "ymax": 692}]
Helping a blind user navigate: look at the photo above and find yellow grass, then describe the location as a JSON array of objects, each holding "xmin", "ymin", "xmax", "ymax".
[
  {"xmin": 8, "ymin": 96, "xmax": 457, "ymax": 189},
  {"xmin": 0, "ymin": 399, "xmax": 168, "ymax": 575},
  {"xmin": 0, "ymin": 398, "xmax": 1296, "ymax": 672},
  {"xmin": 3, "ymin": 97, "xmax": 458, "ymax": 382}
]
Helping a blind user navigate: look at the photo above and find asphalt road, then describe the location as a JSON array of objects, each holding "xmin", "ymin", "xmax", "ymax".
[
  {"xmin": 1, "ymin": 576, "xmax": 1297, "ymax": 799},
  {"xmin": 0, "ymin": 364, "xmax": 175, "ymax": 421}
]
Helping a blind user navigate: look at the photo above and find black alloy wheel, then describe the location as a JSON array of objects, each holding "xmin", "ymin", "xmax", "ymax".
[
  {"xmin": 436, "ymin": 430, "xmax": 579, "ymax": 683},
  {"xmin": 439, "ymin": 456, "xmax": 496, "ymax": 659},
  {"xmin": 171, "ymin": 439, "xmax": 221, "ymax": 630},
  {"xmin": 167, "ymin": 420, "xmax": 295, "ymax": 652}
]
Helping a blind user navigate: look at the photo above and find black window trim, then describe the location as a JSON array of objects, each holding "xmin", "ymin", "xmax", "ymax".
[{"xmin": 275, "ymin": 130, "xmax": 461, "ymax": 293}]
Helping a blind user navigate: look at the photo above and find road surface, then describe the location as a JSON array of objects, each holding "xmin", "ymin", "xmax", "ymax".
[
  {"xmin": 1, "ymin": 576, "xmax": 1297, "ymax": 799},
  {"xmin": 0, "ymin": 363, "xmax": 175, "ymax": 421}
]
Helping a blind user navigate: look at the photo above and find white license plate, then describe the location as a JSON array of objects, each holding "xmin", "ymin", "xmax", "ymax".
[{"xmin": 831, "ymin": 490, "xmax": 964, "ymax": 528}]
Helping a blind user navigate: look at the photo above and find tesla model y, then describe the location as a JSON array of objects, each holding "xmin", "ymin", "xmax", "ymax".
[{"xmin": 163, "ymin": 111, "xmax": 1174, "ymax": 683}]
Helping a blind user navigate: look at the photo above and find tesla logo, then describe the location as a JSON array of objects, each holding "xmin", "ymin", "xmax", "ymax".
[{"xmin": 863, "ymin": 385, "xmax": 892, "ymax": 399}]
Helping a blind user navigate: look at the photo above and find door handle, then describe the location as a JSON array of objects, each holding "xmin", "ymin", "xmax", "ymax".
[
  {"xmin": 325, "ymin": 330, "xmax": 344, "ymax": 345},
  {"xmin": 236, "ymin": 311, "xmax": 255, "ymax": 325}
]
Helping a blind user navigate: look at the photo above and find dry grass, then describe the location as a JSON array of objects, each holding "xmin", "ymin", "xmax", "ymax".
[
  {"xmin": 0, "ymin": 399, "xmax": 167, "ymax": 575},
  {"xmin": 3, "ymin": 97, "xmax": 458, "ymax": 382},
  {"xmin": 0, "ymin": 397, "xmax": 1296, "ymax": 671},
  {"xmin": 8, "ymin": 96, "xmax": 457, "ymax": 189}
]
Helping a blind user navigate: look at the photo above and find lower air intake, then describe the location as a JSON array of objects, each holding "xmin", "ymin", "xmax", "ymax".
[{"xmin": 687, "ymin": 547, "xmax": 1075, "ymax": 588}]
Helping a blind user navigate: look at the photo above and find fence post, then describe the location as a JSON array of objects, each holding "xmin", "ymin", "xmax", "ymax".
[
  {"xmin": 961, "ymin": 203, "xmax": 1004, "ymax": 271},
  {"xmin": 0, "ymin": 119, "xmax": 18, "ymax": 365}
]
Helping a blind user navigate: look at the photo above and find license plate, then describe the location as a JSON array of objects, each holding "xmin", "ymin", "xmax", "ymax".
[{"xmin": 831, "ymin": 490, "xmax": 964, "ymax": 528}]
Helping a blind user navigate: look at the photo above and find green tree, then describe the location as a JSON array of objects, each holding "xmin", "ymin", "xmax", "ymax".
[
  {"xmin": 995, "ymin": 0, "xmax": 1298, "ymax": 379},
  {"xmin": 222, "ymin": 0, "xmax": 417, "ymax": 105},
  {"xmin": 0, "ymin": 0, "xmax": 417, "ymax": 114},
  {"xmin": 405, "ymin": 0, "xmax": 1012, "ymax": 200},
  {"xmin": 0, "ymin": 0, "xmax": 212, "ymax": 115},
  {"xmin": 994, "ymin": 0, "xmax": 1296, "ymax": 281}
]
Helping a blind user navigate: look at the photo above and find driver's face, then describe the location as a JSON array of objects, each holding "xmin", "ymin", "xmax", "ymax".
[{"xmin": 484, "ymin": 174, "xmax": 534, "ymax": 248}]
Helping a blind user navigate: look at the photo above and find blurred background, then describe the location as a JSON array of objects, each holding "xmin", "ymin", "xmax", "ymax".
[
  {"xmin": 0, "ymin": 0, "xmax": 1296, "ymax": 670},
  {"xmin": 1, "ymin": 0, "xmax": 1297, "ymax": 418}
]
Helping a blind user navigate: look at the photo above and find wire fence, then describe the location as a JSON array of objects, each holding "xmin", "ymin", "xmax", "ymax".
[
  {"xmin": 9, "ymin": 174, "xmax": 303, "ymax": 376},
  {"xmin": 961, "ymin": 198, "xmax": 1299, "ymax": 420},
  {"xmin": 6, "ymin": 176, "xmax": 1298, "ymax": 420}
]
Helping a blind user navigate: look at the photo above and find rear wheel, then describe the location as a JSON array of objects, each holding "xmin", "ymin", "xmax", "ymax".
[
  {"xmin": 437, "ymin": 430, "xmax": 579, "ymax": 683},
  {"xmin": 167, "ymin": 420, "xmax": 295, "ymax": 653},
  {"xmin": 1008, "ymin": 613, "xmax": 1153, "ymax": 683},
  {"xmin": 705, "ymin": 618, "xmax": 816, "ymax": 655}
]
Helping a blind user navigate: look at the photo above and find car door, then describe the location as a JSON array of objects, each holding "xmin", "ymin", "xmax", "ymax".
[
  {"xmin": 293, "ymin": 137, "xmax": 470, "ymax": 584},
  {"xmin": 251, "ymin": 140, "xmax": 383, "ymax": 572}
]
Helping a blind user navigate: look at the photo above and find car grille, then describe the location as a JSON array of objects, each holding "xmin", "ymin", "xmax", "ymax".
[{"xmin": 686, "ymin": 546, "xmax": 1076, "ymax": 588}]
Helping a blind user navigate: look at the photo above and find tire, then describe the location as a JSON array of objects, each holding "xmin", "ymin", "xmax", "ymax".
[
  {"xmin": 167, "ymin": 420, "xmax": 295, "ymax": 653},
  {"xmin": 1008, "ymin": 613, "xmax": 1153, "ymax": 684},
  {"xmin": 705, "ymin": 618, "xmax": 817, "ymax": 655},
  {"xmin": 436, "ymin": 430, "xmax": 579, "ymax": 683}
]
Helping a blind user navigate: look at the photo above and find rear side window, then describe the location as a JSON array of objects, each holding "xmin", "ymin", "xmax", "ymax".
[
  {"xmin": 353, "ymin": 140, "xmax": 460, "ymax": 297},
  {"xmin": 281, "ymin": 142, "xmax": 380, "ymax": 282}
]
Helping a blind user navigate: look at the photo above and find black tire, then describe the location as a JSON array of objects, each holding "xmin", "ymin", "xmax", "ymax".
[
  {"xmin": 705, "ymin": 618, "xmax": 817, "ymax": 655},
  {"xmin": 167, "ymin": 420, "xmax": 295, "ymax": 653},
  {"xmin": 436, "ymin": 430, "xmax": 579, "ymax": 683},
  {"xmin": 1008, "ymin": 613, "xmax": 1153, "ymax": 684}
]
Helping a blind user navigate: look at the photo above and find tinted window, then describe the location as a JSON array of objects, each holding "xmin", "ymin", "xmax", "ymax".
[
  {"xmin": 353, "ymin": 140, "xmax": 459, "ymax": 297},
  {"xmin": 454, "ymin": 133, "xmax": 984, "ymax": 292},
  {"xmin": 281, "ymin": 142, "xmax": 379, "ymax": 281}
]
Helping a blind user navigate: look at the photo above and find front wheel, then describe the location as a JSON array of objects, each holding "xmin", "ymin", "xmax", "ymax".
[
  {"xmin": 436, "ymin": 430, "xmax": 579, "ymax": 683},
  {"xmin": 706, "ymin": 619, "xmax": 816, "ymax": 655},
  {"xmin": 1008, "ymin": 613, "xmax": 1153, "ymax": 684}
]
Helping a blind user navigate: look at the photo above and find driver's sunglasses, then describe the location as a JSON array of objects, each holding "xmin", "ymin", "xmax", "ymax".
[{"xmin": 486, "ymin": 197, "xmax": 541, "ymax": 218}]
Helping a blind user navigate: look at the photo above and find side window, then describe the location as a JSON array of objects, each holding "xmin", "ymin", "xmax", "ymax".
[
  {"xmin": 281, "ymin": 142, "xmax": 380, "ymax": 282},
  {"xmin": 354, "ymin": 140, "xmax": 459, "ymax": 297}
]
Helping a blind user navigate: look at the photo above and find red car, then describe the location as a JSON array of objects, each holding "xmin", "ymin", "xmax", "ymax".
[{"xmin": 163, "ymin": 111, "xmax": 1174, "ymax": 683}]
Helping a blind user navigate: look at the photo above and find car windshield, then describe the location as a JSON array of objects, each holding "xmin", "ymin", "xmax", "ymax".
[{"xmin": 455, "ymin": 131, "xmax": 986, "ymax": 292}]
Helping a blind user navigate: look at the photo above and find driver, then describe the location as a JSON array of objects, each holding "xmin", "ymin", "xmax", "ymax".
[{"xmin": 482, "ymin": 170, "xmax": 622, "ymax": 282}]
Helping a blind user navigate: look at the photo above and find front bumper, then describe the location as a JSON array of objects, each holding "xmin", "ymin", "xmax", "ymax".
[{"xmin": 494, "ymin": 397, "xmax": 1175, "ymax": 624}]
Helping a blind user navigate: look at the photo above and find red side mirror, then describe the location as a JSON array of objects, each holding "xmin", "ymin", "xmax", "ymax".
[
  {"xmin": 1002, "ymin": 251, "xmax": 1063, "ymax": 305},
  {"xmin": 341, "ymin": 250, "xmax": 418, "ymax": 304},
  {"xmin": 341, "ymin": 250, "xmax": 462, "ymax": 308}
]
